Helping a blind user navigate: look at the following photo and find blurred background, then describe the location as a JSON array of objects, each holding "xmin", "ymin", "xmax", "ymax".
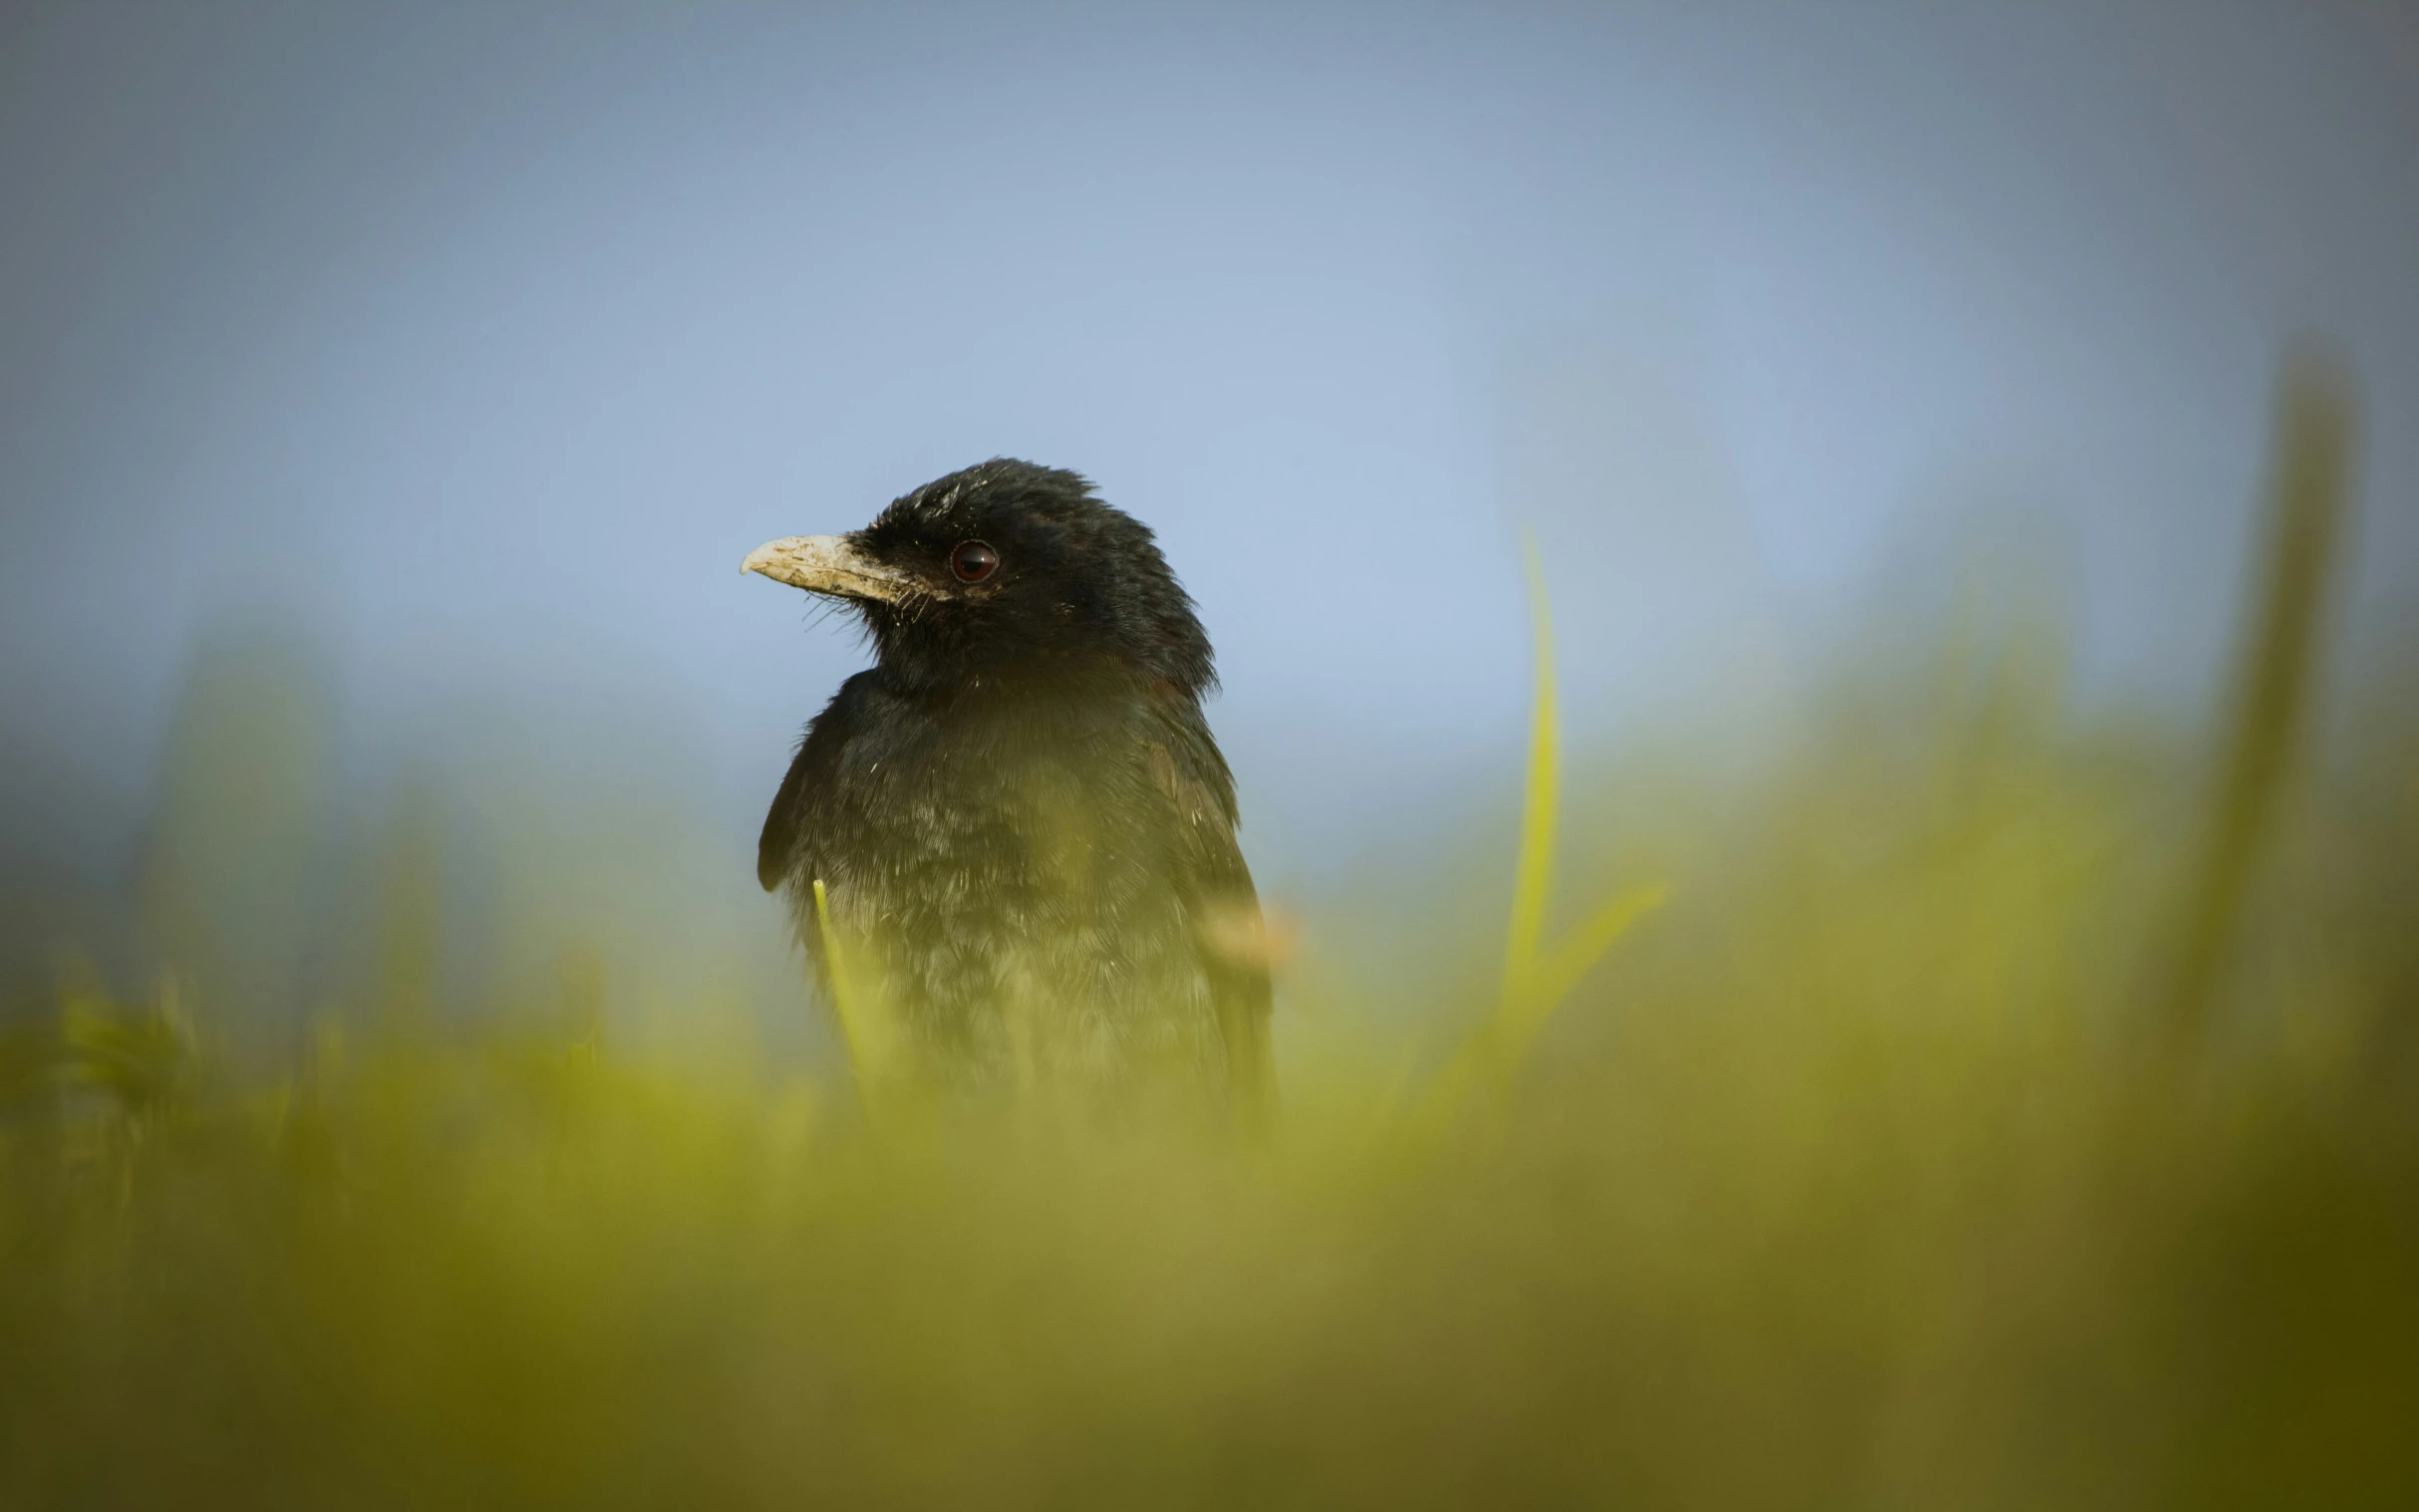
[
  {"xmin": 6, "ymin": 5, "xmax": 2419, "ymax": 1506},
  {"xmin": 6, "ymin": 0, "xmax": 2417, "ymax": 1046}
]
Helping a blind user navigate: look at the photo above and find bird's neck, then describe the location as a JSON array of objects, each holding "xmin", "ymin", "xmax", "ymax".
[
  {"xmin": 884, "ymin": 645, "xmax": 1150, "ymax": 699},
  {"xmin": 883, "ymin": 656, "xmax": 1167, "ymax": 730}
]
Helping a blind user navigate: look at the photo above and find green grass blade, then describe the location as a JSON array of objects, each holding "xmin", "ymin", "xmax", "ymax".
[
  {"xmin": 812, "ymin": 877, "xmax": 886, "ymax": 1098},
  {"xmin": 1500, "ymin": 530, "xmax": 1559, "ymax": 1008},
  {"xmin": 1504, "ymin": 881, "xmax": 1668, "ymax": 1051}
]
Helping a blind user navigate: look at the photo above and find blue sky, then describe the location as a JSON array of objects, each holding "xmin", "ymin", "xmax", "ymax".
[{"xmin": 4, "ymin": 0, "xmax": 2414, "ymax": 896}]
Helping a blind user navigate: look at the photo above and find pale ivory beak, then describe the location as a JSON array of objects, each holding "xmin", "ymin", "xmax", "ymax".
[{"xmin": 741, "ymin": 535, "xmax": 920, "ymax": 604}]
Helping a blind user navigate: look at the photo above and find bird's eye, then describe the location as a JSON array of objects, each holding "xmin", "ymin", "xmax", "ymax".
[{"xmin": 950, "ymin": 540, "xmax": 1000, "ymax": 583}]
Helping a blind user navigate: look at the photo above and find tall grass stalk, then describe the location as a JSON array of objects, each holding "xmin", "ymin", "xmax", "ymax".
[{"xmin": 1420, "ymin": 530, "xmax": 1664, "ymax": 1126}]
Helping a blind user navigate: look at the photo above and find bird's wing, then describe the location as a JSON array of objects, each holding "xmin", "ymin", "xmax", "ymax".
[
  {"xmin": 757, "ymin": 735, "xmax": 819, "ymax": 893},
  {"xmin": 1143, "ymin": 701, "xmax": 1276, "ymax": 1116},
  {"xmin": 757, "ymin": 670, "xmax": 887, "ymax": 894}
]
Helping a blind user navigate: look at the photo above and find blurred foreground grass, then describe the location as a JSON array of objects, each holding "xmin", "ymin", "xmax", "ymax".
[{"xmin": 5, "ymin": 370, "xmax": 2417, "ymax": 1508}]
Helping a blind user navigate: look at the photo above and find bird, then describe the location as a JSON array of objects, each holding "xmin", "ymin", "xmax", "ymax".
[{"xmin": 743, "ymin": 458, "xmax": 1274, "ymax": 1112}]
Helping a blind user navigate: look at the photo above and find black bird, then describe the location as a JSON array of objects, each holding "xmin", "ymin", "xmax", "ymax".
[{"xmin": 744, "ymin": 459, "xmax": 1273, "ymax": 1108}]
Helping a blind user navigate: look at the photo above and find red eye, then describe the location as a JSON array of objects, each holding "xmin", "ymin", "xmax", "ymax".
[{"xmin": 950, "ymin": 540, "xmax": 1000, "ymax": 583}]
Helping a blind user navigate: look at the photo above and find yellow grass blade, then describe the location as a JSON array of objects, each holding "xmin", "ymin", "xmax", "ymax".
[
  {"xmin": 1500, "ymin": 881, "xmax": 1667, "ymax": 1052},
  {"xmin": 1499, "ymin": 529, "xmax": 1559, "ymax": 1007},
  {"xmin": 812, "ymin": 878, "xmax": 885, "ymax": 1095},
  {"xmin": 1402, "ymin": 534, "xmax": 1664, "ymax": 1135}
]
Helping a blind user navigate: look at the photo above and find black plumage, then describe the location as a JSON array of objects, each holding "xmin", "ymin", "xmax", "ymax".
[{"xmin": 745, "ymin": 459, "xmax": 1273, "ymax": 1107}]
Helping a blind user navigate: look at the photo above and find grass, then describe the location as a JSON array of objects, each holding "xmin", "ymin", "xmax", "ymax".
[{"xmin": 3, "ymin": 365, "xmax": 2416, "ymax": 1508}]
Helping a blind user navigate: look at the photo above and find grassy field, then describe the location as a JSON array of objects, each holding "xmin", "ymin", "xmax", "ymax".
[{"xmin": 4, "ymin": 373, "xmax": 2415, "ymax": 1508}]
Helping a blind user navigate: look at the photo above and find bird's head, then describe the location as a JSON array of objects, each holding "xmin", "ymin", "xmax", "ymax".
[{"xmin": 744, "ymin": 458, "xmax": 1215, "ymax": 698}]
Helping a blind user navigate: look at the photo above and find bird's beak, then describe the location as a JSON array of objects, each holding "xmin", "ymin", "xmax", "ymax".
[{"xmin": 741, "ymin": 534, "xmax": 919, "ymax": 604}]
